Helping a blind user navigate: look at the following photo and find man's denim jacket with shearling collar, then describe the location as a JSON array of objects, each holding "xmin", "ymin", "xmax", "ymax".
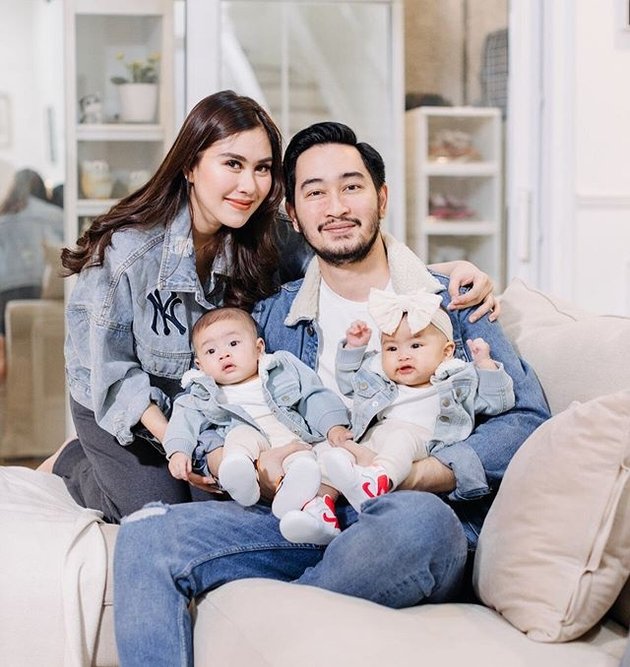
[{"xmin": 253, "ymin": 233, "xmax": 550, "ymax": 520}]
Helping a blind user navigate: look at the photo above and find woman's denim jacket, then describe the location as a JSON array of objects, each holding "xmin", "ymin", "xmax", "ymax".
[
  {"xmin": 65, "ymin": 208, "xmax": 226, "ymax": 445},
  {"xmin": 335, "ymin": 344, "xmax": 515, "ymax": 453},
  {"xmin": 162, "ymin": 351, "xmax": 350, "ymax": 459},
  {"xmin": 253, "ymin": 233, "xmax": 550, "ymax": 524}
]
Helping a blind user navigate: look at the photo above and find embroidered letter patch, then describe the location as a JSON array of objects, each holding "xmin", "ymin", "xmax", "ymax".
[{"xmin": 147, "ymin": 290, "xmax": 186, "ymax": 335}]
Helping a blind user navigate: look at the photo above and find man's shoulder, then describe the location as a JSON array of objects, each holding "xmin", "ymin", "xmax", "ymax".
[{"xmin": 254, "ymin": 278, "xmax": 304, "ymax": 313}]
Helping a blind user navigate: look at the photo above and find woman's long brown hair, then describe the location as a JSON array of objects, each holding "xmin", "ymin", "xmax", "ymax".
[{"xmin": 62, "ymin": 90, "xmax": 283, "ymax": 310}]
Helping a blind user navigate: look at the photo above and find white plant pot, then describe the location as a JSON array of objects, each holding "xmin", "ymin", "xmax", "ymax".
[{"xmin": 117, "ymin": 83, "xmax": 158, "ymax": 123}]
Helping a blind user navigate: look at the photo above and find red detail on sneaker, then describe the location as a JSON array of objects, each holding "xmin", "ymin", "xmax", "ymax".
[
  {"xmin": 362, "ymin": 474, "xmax": 389, "ymax": 499},
  {"xmin": 321, "ymin": 495, "xmax": 340, "ymax": 528}
]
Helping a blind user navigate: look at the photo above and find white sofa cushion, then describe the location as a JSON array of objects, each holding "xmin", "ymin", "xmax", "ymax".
[
  {"xmin": 193, "ymin": 578, "xmax": 625, "ymax": 666},
  {"xmin": 498, "ymin": 278, "xmax": 630, "ymax": 415}
]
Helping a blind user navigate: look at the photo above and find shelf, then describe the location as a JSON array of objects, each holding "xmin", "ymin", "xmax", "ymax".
[
  {"xmin": 65, "ymin": 0, "xmax": 175, "ymax": 251},
  {"xmin": 425, "ymin": 161, "xmax": 499, "ymax": 177},
  {"xmin": 405, "ymin": 105, "xmax": 504, "ymax": 287},
  {"xmin": 76, "ymin": 123, "xmax": 166, "ymax": 141},
  {"xmin": 75, "ymin": 0, "xmax": 168, "ymax": 15},
  {"xmin": 423, "ymin": 220, "xmax": 497, "ymax": 235},
  {"xmin": 77, "ymin": 199, "xmax": 117, "ymax": 216}
]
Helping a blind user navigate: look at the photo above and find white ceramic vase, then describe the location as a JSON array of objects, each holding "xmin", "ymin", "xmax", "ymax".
[{"xmin": 117, "ymin": 83, "xmax": 158, "ymax": 123}]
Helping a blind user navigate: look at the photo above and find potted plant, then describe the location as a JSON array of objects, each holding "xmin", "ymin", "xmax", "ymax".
[{"xmin": 111, "ymin": 53, "xmax": 160, "ymax": 123}]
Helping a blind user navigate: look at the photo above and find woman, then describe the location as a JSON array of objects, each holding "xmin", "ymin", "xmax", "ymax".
[
  {"xmin": 41, "ymin": 90, "xmax": 495, "ymax": 523},
  {"xmin": 41, "ymin": 91, "xmax": 282, "ymax": 522}
]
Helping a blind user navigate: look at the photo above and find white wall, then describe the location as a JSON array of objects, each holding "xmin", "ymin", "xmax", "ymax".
[
  {"xmin": 0, "ymin": 0, "xmax": 64, "ymax": 187},
  {"xmin": 573, "ymin": 0, "xmax": 630, "ymax": 315},
  {"xmin": 509, "ymin": 0, "xmax": 630, "ymax": 316}
]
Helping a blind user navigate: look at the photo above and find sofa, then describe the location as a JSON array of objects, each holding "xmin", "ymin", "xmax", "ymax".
[
  {"xmin": 0, "ymin": 240, "xmax": 66, "ymax": 459},
  {"xmin": 0, "ymin": 279, "xmax": 628, "ymax": 666}
]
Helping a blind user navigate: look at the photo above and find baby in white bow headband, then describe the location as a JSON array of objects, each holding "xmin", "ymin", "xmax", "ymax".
[{"xmin": 322, "ymin": 288, "xmax": 515, "ymax": 513}]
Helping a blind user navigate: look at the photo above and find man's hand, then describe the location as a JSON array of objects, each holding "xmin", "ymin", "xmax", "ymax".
[
  {"xmin": 433, "ymin": 260, "xmax": 500, "ymax": 323},
  {"xmin": 345, "ymin": 320, "xmax": 372, "ymax": 348},
  {"xmin": 398, "ymin": 456, "xmax": 456, "ymax": 493},
  {"xmin": 257, "ymin": 440, "xmax": 310, "ymax": 501},
  {"xmin": 327, "ymin": 425, "xmax": 353, "ymax": 446},
  {"xmin": 168, "ymin": 451, "xmax": 192, "ymax": 480}
]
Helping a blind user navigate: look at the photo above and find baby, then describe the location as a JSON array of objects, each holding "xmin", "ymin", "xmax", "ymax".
[
  {"xmin": 323, "ymin": 288, "xmax": 515, "ymax": 511},
  {"xmin": 163, "ymin": 307, "xmax": 351, "ymax": 544}
]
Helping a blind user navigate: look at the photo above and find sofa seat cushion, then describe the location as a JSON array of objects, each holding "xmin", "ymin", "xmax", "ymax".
[{"xmin": 193, "ymin": 578, "xmax": 626, "ymax": 666}]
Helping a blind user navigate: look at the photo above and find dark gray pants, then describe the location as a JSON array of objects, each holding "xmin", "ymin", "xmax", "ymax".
[{"xmin": 53, "ymin": 397, "xmax": 207, "ymax": 523}]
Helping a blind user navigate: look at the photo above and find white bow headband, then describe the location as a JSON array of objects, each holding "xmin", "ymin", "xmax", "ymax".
[{"xmin": 367, "ymin": 288, "xmax": 453, "ymax": 340}]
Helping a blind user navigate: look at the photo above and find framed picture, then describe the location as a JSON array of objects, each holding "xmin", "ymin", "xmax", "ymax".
[{"xmin": 0, "ymin": 93, "xmax": 11, "ymax": 148}]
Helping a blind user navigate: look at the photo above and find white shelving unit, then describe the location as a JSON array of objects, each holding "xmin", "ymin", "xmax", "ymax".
[
  {"xmin": 405, "ymin": 106, "xmax": 503, "ymax": 288},
  {"xmin": 64, "ymin": 0, "xmax": 175, "ymax": 244}
]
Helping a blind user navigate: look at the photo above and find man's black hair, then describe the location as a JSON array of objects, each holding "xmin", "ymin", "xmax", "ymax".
[{"xmin": 283, "ymin": 121, "xmax": 386, "ymax": 206}]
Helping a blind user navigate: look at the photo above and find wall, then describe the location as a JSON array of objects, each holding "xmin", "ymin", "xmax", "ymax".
[
  {"xmin": 0, "ymin": 1, "xmax": 64, "ymax": 187},
  {"xmin": 573, "ymin": 0, "xmax": 630, "ymax": 315}
]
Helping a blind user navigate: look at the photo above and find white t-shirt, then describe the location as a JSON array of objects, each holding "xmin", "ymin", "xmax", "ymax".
[
  {"xmin": 379, "ymin": 383, "xmax": 440, "ymax": 434},
  {"xmin": 220, "ymin": 377, "xmax": 297, "ymax": 447},
  {"xmin": 317, "ymin": 279, "xmax": 393, "ymax": 404}
]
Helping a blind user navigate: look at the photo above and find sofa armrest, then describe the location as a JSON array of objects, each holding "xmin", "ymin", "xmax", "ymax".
[{"xmin": 1, "ymin": 298, "xmax": 65, "ymax": 458}]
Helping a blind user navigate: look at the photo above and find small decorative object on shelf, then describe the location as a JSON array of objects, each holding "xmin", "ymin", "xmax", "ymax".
[
  {"xmin": 428, "ymin": 129, "xmax": 480, "ymax": 163},
  {"xmin": 111, "ymin": 52, "xmax": 160, "ymax": 123},
  {"xmin": 80, "ymin": 160, "xmax": 113, "ymax": 199},
  {"xmin": 78, "ymin": 93, "xmax": 103, "ymax": 124}
]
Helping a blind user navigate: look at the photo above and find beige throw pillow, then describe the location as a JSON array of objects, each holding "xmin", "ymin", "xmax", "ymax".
[
  {"xmin": 473, "ymin": 390, "xmax": 630, "ymax": 642},
  {"xmin": 499, "ymin": 279, "xmax": 630, "ymax": 415}
]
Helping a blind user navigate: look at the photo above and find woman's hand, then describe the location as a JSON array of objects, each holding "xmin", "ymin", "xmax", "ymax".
[
  {"xmin": 431, "ymin": 260, "xmax": 499, "ymax": 323},
  {"xmin": 257, "ymin": 440, "xmax": 310, "ymax": 501}
]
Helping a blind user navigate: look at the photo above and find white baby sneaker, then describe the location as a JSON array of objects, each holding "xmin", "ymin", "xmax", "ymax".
[
  {"xmin": 218, "ymin": 455, "xmax": 260, "ymax": 506},
  {"xmin": 279, "ymin": 495, "xmax": 340, "ymax": 545},
  {"xmin": 272, "ymin": 455, "xmax": 322, "ymax": 519},
  {"xmin": 323, "ymin": 449, "xmax": 390, "ymax": 513}
]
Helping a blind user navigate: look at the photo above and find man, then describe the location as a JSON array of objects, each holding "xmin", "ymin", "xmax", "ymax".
[{"xmin": 114, "ymin": 123, "xmax": 549, "ymax": 665}]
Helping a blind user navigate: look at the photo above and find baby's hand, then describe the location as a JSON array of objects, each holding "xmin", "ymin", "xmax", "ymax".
[
  {"xmin": 327, "ymin": 425, "xmax": 354, "ymax": 447},
  {"xmin": 168, "ymin": 451, "xmax": 192, "ymax": 480},
  {"xmin": 345, "ymin": 320, "xmax": 372, "ymax": 348},
  {"xmin": 466, "ymin": 338, "xmax": 497, "ymax": 370}
]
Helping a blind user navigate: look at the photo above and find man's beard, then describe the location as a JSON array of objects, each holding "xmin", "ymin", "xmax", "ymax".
[{"xmin": 296, "ymin": 213, "xmax": 381, "ymax": 266}]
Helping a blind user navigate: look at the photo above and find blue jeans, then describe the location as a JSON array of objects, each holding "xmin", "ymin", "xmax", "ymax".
[{"xmin": 114, "ymin": 491, "xmax": 468, "ymax": 667}]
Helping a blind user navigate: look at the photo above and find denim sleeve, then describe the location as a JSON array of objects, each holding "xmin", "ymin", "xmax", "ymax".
[
  {"xmin": 335, "ymin": 343, "xmax": 366, "ymax": 397},
  {"xmin": 433, "ymin": 304, "xmax": 550, "ymax": 501},
  {"xmin": 473, "ymin": 363, "xmax": 515, "ymax": 415},
  {"xmin": 81, "ymin": 273, "xmax": 169, "ymax": 446},
  {"xmin": 162, "ymin": 396, "xmax": 208, "ymax": 459}
]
